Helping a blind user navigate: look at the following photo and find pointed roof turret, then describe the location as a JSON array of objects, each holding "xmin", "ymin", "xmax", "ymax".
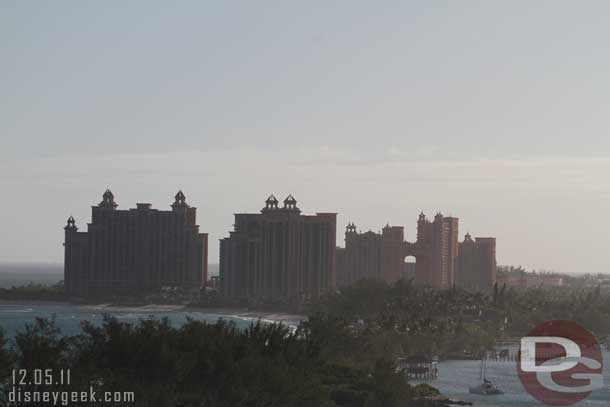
[
  {"xmin": 262, "ymin": 194, "xmax": 279, "ymax": 212},
  {"xmin": 172, "ymin": 190, "xmax": 189, "ymax": 211},
  {"xmin": 65, "ymin": 215, "xmax": 77, "ymax": 231},
  {"xmin": 99, "ymin": 189, "xmax": 118, "ymax": 209},
  {"xmin": 283, "ymin": 194, "xmax": 299, "ymax": 211},
  {"xmin": 266, "ymin": 194, "xmax": 278, "ymax": 205},
  {"xmin": 174, "ymin": 190, "xmax": 187, "ymax": 205}
]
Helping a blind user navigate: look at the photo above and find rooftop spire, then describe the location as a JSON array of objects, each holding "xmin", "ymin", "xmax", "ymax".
[
  {"xmin": 283, "ymin": 194, "xmax": 299, "ymax": 211},
  {"xmin": 65, "ymin": 215, "xmax": 77, "ymax": 231},
  {"xmin": 172, "ymin": 190, "xmax": 189, "ymax": 211},
  {"xmin": 99, "ymin": 189, "xmax": 118, "ymax": 209},
  {"xmin": 174, "ymin": 190, "xmax": 187, "ymax": 205},
  {"xmin": 262, "ymin": 194, "xmax": 279, "ymax": 212}
]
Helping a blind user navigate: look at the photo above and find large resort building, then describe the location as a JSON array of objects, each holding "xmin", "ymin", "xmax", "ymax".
[
  {"xmin": 337, "ymin": 212, "xmax": 496, "ymax": 291},
  {"xmin": 64, "ymin": 190, "xmax": 496, "ymax": 299},
  {"xmin": 456, "ymin": 234, "xmax": 497, "ymax": 292},
  {"xmin": 64, "ymin": 189, "xmax": 208, "ymax": 298},
  {"xmin": 219, "ymin": 195, "xmax": 336, "ymax": 302},
  {"xmin": 336, "ymin": 223, "xmax": 407, "ymax": 286}
]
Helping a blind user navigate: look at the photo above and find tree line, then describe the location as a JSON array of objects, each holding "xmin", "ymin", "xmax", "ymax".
[
  {"xmin": 2, "ymin": 277, "xmax": 609, "ymax": 406},
  {"xmin": 0, "ymin": 313, "xmax": 444, "ymax": 407}
]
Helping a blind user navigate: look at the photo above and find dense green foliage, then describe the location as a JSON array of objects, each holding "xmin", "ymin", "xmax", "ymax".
[
  {"xmin": 1, "ymin": 315, "xmax": 417, "ymax": 407},
  {"xmin": 310, "ymin": 278, "xmax": 610, "ymax": 358},
  {"xmin": 0, "ymin": 282, "xmax": 66, "ymax": 301},
  {"xmin": 0, "ymin": 329, "xmax": 12, "ymax": 383}
]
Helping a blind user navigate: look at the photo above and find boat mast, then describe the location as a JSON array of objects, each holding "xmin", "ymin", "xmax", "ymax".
[{"xmin": 479, "ymin": 352, "xmax": 487, "ymax": 381}]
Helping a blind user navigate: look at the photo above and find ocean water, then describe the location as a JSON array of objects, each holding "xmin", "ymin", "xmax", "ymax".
[
  {"xmin": 429, "ymin": 355, "xmax": 610, "ymax": 406},
  {"xmin": 0, "ymin": 302, "xmax": 303, "ymax": 338},
  {"xmin": 0, "ymin": 263, "xmax": 218, "ymax": 288}
]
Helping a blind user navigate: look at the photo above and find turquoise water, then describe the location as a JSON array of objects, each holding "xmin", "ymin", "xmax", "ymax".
[
  {"xmin": 428, "ymin": 355, "xmax": 610, "ymax": 406},
  {"xmin": 0, "ymin": 302, "xmax": 303, "ymax": 338}
]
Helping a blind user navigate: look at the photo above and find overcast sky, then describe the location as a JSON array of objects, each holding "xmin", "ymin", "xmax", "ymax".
[{"xmin": 1, "ymin": 1, "xmax": 609, "ymax": 273}]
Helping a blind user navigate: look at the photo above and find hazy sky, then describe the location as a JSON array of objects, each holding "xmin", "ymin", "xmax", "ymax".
[{"xmin": 1, "ymin": 1, "xmax": 609, "ymax": 273}]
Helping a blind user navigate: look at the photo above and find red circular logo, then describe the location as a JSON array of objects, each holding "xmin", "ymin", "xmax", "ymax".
[{"xmin": 517, "ymin": 320, "xmax": 603, "ymax": 406}]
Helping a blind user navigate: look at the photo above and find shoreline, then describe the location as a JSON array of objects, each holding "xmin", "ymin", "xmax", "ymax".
[{"xmin": 0, "ymin": 298, "xmax": 306, "ymax": 325}]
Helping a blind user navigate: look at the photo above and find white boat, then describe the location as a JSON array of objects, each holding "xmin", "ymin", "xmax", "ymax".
[
  {"xmin": 469, "ymin": 355, "xmax": 504, "ymax": 395},
  {"xmin": 469, "ymin": 378, "xmax": 504, "ymax": 395}
]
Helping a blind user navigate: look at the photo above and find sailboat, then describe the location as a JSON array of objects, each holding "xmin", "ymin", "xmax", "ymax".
[{"xmin": 469, "ymin": 355, "xmax": 504, "ymax": 395}]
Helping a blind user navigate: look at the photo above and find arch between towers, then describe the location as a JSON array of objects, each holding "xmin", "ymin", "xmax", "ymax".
[{"xmin": 402, "ymin": 242, "xmax": 430, "ymax": 285}]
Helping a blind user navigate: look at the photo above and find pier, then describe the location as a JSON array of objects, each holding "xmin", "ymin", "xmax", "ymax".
[{"xmin": 397, "ymin": 356, "xmax": 439, "ymax": 380}]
